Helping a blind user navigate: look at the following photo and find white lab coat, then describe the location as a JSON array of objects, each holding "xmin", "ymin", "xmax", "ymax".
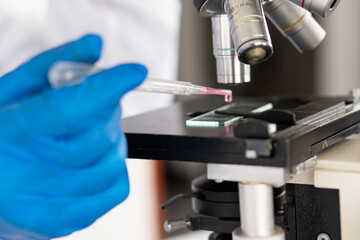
[{"xmin": 0, "ymin": 0, "xmax": 182, "ymax": 239}]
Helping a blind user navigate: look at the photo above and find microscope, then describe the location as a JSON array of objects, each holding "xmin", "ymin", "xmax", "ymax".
[{"xmin": 123, "ymin": 0, "xmax": 360, "ymax": 239}]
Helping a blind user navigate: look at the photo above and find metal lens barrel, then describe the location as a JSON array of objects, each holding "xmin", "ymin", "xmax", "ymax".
[
  {"xmin": 289, "ymin": 0, "xmax": 340, "ymax": 17},
  {"xmin": 224, "ymin": 0, "xmax": 273, "ymax": 65},
  {"xmin": 212, "ymin": 14, "xmax": 251, "ymax": 84},
  {"xmin": 264, "ymin": 0, "xmax": 326, "ymax": 53}
]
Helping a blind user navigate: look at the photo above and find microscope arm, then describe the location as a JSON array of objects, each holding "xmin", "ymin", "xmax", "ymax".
[
  {"xmin": 280, "ymin": 139, "xmax": 360, "ymax": 240},
  {"xmin": 315, "ymin": 139, "xmax": 360, "ymax": 240}
]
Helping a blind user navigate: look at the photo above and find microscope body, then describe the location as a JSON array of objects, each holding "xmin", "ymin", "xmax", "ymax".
[{"xmin": 162, "ymin": 1, "xmax": 346, "ymax": 239}]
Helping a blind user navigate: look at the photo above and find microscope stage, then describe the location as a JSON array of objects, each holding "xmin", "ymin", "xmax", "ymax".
[{"xmin": 123, "ymin": 96, "xmax": 360, "ymax": 171}]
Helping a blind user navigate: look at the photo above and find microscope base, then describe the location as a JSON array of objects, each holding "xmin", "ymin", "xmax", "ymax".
[
  {"xmin": 315, "ymin": 139, "xmax": 360, "ymax": 240},
  {"xmin": 232, "ymin": 226, "xmax": 284, "ymax": 240},
  {"xmin": 209, "ymin": 233, "xmax": 232, "ymax": 240}
]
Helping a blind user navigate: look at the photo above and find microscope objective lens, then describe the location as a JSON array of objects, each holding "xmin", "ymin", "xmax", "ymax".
[
  {"xmin": 289, "ymin": 0, "xmax": 341, "ymax": 17},
  {"xmin": 245, "ymin": 48, "xmax": 267, "ymax": 63},
  {"xmin": 330, "ymin": 0, "xmax": 338, "ymax": 9},
  {"xmin": 224, "ymin": 0, "xmax": 273, "ymax": 65}
]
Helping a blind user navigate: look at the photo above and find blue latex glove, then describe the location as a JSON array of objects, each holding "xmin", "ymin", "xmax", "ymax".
[{"xmin": 0, "ymin": 34, "xmax": 147, "ymax": 239}]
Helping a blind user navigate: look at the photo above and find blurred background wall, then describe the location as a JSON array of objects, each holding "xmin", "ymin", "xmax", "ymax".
[{"xmin": 315, "ymin": 1, "xmax": 360, "ymax": 95}]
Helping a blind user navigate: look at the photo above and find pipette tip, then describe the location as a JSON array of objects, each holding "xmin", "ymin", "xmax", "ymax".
[{"xmin": 201, "ymin": 87, "xmax": 233, "ymax": 103}]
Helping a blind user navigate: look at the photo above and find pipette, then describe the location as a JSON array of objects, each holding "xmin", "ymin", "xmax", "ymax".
[{"xmin": 48, "ymin": 61, "xmax": 233, "ymax": 103}]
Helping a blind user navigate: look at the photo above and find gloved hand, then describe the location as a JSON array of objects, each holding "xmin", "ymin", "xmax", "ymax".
[{"xmin": 0, "ymin": 34, "xmax": 147, "ymax": 239}]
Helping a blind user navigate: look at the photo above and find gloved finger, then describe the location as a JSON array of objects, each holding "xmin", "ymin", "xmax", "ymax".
[
  {"xmin": 12, "ymin": 107, "xmax": 122, "ymax": 169},
  {"xmin": 0, "ymin": 34, "xmax": 102, "ymax": 107},
  {"xmin": 22, "ymin": 137, "xmax": 128, "ymax": 197},
  {"xmin": 61, "ymin": 173, "xmax": 130, "ymax": 227},
  {"xmin": 7, "ymin": 170, "xmax": 129, "ymax": 238},
  {"xmin": 0, "ymin": 134, "xmax": 120, "ymax": 201},
  {"xmin": 0, "ymin": 104, "xmax": 122, "ymax": 168},
  {"xmin": 18, "ymin": 63, "xmax": 147, "ymax": 137}
]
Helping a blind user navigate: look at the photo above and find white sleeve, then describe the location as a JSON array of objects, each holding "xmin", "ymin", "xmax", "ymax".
[
  {"xmin": 0, "ymin": 1, "xmax": 182, "ymax": 240},
  {"xmin": 0, "ymin": 0, "xmax": 48, "ymax": 75}
]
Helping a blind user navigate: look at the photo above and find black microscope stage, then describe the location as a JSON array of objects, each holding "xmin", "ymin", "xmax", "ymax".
[{"xmin": 122, "ymin": 96, "xmax": 360, "ymax": 171}]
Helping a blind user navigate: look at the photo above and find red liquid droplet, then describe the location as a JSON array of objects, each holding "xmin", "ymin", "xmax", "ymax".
[{"xmin": 225, "ymin": 94, "xmax": 233, "ymax": 103}]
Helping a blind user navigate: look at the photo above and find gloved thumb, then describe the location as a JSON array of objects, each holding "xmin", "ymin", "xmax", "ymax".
[{"xmin": 0, "ymin": 34, "xmax": 102, "ymax": 107}]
